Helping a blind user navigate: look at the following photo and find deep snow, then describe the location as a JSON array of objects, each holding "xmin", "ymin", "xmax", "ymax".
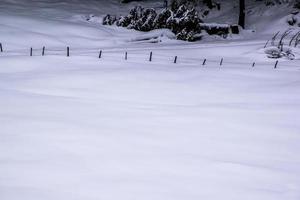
[{"xmin": 0, "ymin": 1, "xmax": 300, "ymax": 200}]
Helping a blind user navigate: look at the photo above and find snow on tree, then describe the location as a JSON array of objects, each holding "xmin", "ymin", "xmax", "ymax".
[
  {"xmin": 102, "ymin": 0, "xmax": 242, "ymax": 41},
  {"xmin": 103, "ymin": 3, "xmax": 203, "ymax": 41},
  {"xmin": 154, "ymin": 8, "xmax": 173, "ymax": 29},
  {"xmin": 102, "ymin": 14, "xmax": 116, "ymax": 25},
  {"xmin": 138, "ymin": 8, "xmax": 157, "ymax": 31},
  {"xmin": 116, "ymin": 16, "xmax": 131, "ymax": 27}
]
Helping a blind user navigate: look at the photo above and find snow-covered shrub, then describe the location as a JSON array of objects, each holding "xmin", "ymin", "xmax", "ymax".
[
  {"xmin": 286, "ymin": 12, "xmax": 300, "ymax": 26},
  {"xmin": 127, "ymin": 7, "xmax": 157, "ymax": 31},
  {"xmin": 281, "ymin": 48, "xmax": 295, "ymax": 60},
  {"xmin": 175, "ymin": 5, "xmax": 188, "ymax": 18},
  {"xmin": 165, "ymin": 6, "xmax": 202, "ymax": 41},
  {"xmin": 103, "ymin": 1, "xmax": 234, "ymax": 42},
  {"xmin": 287, "ymin": 15, "xmax": 297, "ymax": 26},
  {"xmin": 102, "ymin": 3, "xmax": 236, "ymax": 42},
  {"xmin": 116, "ymin": 16, "xmax": 131, "ymax": 27},
  {"xmin": 139, "ymin": 8, "xmax": 157, "ymax": 31},
  {"xmin": 102, "ymin": 14, "xmax": 117, "ymax": 25},
  {"xmin": 176, "ymin": 28, "xmax": 199, "ymax": 41},
  {"xmin": 165, "ymin": 5, "xmax": 202, "ymax": 38},
  {"xmin": 104, "ymin": 5, "xmax": 203, "ymax": 41},
  {"xmin": 154, "ymin": 9, "xmax": 172, "ymax": 29},
  {"xmin": 265, "ymin": 46, "xmax": 281, "ymax": 58},
  {"xmin": 264, "ymin": 46, "xmax": 295, "ymax": 59},
  {"xmin": 179, "ymin": 8, "xmax": 202, "ymax": 30}
]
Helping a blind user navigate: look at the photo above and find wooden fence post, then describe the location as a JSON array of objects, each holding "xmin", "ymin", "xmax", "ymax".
[
  {"xmin": 42, "ymin": 46, "xmax": 45, "ymax": 56},
  {"xmin": 30, "ymin": 47, "xmax": 33, "ymax": 56},
  {"xmin": 202, "ymin": 59, "xmax": 206, "ymax": 65},
  {"xmin": 174, "ymin": 56, "xmax": 177, "ymax": 64},
  {"xmin": 67, "ymin": 47, "xmax": 70, "ymax": 57},
  {"xmin": 149, "ymin": 51, "xmax": 152, "ymax": 62},
  {"xmin": 252, "ymin": 62, "xmax": 255, "ymax": 67},
  {"xmin": 99, "ymin": 50, "xmax": 102, "ymax": 58},
  {"xmin": 0, "ymin": 43, "xmax": 3, "ymax": 52},
  {"xmin": 220, "ymin": 58, "xmax": 223, "ymax": 66},
  {"xmin": 274, "ymin": 60, "xmax": 278, "ymax": 69},
  {"xmin": 125, "ymin": 52, "xmax": 127, "ymax": 60},
  {"xmin": 264, "ymin": 40, "xmax": 269, "ymax": 48}
]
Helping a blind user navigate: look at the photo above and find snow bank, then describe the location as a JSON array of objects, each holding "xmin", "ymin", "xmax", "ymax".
[{"xmin": 129, "ymin": 29, "xmax": 176, "ymax": 43}]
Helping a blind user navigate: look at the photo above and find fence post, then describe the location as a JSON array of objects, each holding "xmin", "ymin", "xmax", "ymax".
[
  {"xmin": 264, "ymin": 40, "xmax": 269, "ymax": 48},
  {"xmin": 202, "ymin": 59, "xmax": 206, "ymax": 65},
  {"xmin": 67, "ymin": 47, "xmax": 70, "ymax": 57},
  {"xmin": 149, "ymin": 51, "xmax": 152, "ymax": 62},
  {"xmin": 252, "ymin": 62, "xmax": 255, "ymax": 67},
  {"xmin": 174, "ymin": 56, "xmax": 177, "ymax": 64},
  {"xmin": 99, "ymin": 50, "xmax": 102, "ymax": 58},
  {"xmin": 30, "ymin": 47, "xmax": 33, "ymax": 56},
  {"xmin": 220, "ymin": 58, "xmax": 223, "ymax": 66},
  {"xmin": 0, "ymin": 43, "xmax": 2, "ymax": 52},
  {"xmin": 42, "ymin": 46, "xmax": 45, "ymax": 56},
  {"xmin": 125, "ymin": 52, "xmax": 127, "ymax": 60},
  {"xmin": 274, "ymin": 60, "xmax": 278, "ymax": 69}
]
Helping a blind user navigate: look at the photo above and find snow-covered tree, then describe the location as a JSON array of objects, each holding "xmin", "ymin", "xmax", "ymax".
[
  {"xmin": 154, "ymin": 9, "xmax": 172, "ymax": 29},
  {"xmin": 102, "ymin": 14, "xmax": 116, "ymax": 25},
  {"xmin": 106, "ymin": 4, "xmax": 203, "ymax": 41}
]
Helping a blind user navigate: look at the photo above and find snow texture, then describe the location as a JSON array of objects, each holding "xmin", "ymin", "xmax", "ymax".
[{"xmin": 0, "ymin": 1, "xmax": 300, "ymax": 200}]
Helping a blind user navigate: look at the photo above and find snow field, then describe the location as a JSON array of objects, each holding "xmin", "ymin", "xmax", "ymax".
[
  {"xmin": 1, "ymin": 54, "xmax": 300, "ymax": 200},
  {"xmin": 1, "ymin": 0, "xmax": 300, "ymax": 200}
]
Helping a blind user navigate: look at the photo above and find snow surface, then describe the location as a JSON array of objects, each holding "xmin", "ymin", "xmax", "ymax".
[{"xmin": 0, "ymin": 1, "xmax": 300, "ymax": 200}]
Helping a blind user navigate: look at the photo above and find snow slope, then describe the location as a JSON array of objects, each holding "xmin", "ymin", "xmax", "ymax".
[{"xmin": 0, "ymin": 1, "xmax": 300, "ymax": 200}]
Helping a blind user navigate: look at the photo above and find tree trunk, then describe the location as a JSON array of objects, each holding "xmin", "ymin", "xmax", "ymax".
[{"xmin": 238, "ymin": 0, "xmax": 245, "ymax": 29}]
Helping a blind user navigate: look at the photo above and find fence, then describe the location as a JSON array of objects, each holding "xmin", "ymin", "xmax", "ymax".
[{"xmin": 0, "ymin": 42, "xmax": 299, "ymax": 70}]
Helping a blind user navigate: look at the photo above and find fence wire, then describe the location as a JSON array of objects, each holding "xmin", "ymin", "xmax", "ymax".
[{"xmin": 0, "ymin": 45, "xmax": 300, "ymax": 70}]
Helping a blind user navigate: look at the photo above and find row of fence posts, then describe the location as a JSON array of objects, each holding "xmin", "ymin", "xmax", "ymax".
[{"xmin": 0, "ymin": 43, "xmax": 280, "ymax": 69}]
